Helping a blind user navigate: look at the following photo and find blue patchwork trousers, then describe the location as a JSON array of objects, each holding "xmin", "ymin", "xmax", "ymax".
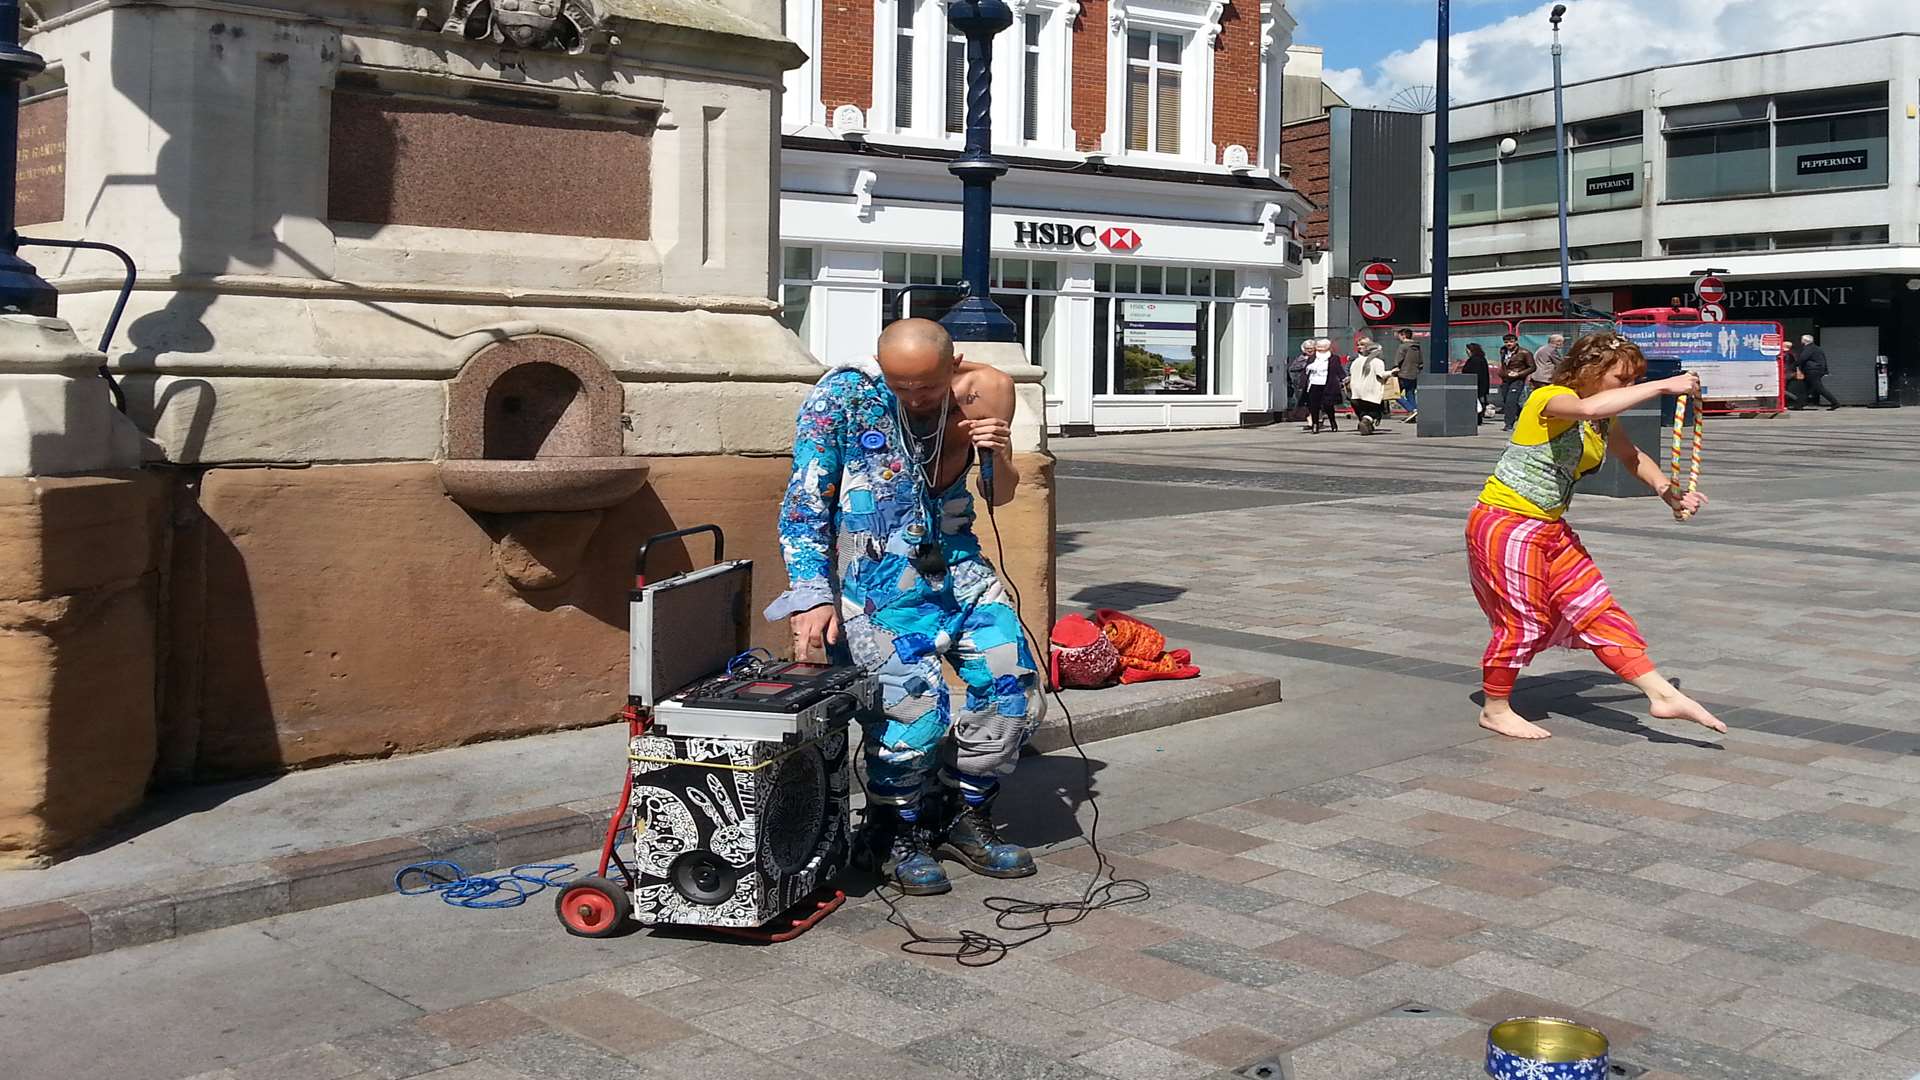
[{"xmin": 839, "ymin": 560, "xmax": 1044, "ymax": 815}]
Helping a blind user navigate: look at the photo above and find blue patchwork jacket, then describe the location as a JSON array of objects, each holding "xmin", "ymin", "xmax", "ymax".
[{"xmin": 765, "ymin": 360, "xmax": 985, "ymax": 624}]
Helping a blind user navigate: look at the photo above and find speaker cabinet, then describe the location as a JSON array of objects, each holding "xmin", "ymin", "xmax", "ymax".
[{"xmin": 625, "ymin": 726, "xmax": 851, "ymax": 928}]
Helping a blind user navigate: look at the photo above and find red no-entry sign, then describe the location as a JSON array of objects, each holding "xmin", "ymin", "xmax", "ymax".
[
  {"xmin": 1359, "ymin": 292, "xmax": 1396, "ymax": 321},
  {"xmin": 1696, "ymin": 275, "xmax": 1726, "ymax": 304},
  {"xmin": 1361, "ymin": 263, "xmax": 1395, "ymax": 292}
]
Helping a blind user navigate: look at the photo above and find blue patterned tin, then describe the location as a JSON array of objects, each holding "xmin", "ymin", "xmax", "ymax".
[{"xmin": 1485, "ymin": 1016, "xmax": 1609, "ymax": 1080}]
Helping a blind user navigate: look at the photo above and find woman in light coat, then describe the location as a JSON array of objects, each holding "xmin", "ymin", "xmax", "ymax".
[{"xmin": 1347, "ymin": 338, "xmax": 1390, "ymax": 435}]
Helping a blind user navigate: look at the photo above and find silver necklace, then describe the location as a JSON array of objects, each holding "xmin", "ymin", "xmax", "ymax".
[{"xmin": 896, "ymin": 393, "xmax": 949, "ymax": 485}]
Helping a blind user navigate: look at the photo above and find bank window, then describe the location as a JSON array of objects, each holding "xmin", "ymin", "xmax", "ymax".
[
  {"xmin": 1022, "ymin": 13, "xmax": 1043, "ymax": 142},
  {"xmin": 879, "ymin": 252, "xmax": 1062, "ymax": 389},
  {"xmin": 779, "ymin": 246, "xmax": 814, "ymax": 335},
  {"xmin": 1664, "ymin": 84, "xmax": 1888, "ymax": 200},
  {"xmin": 1125, "ymin": 31, "xmax": 1182, "ymax": 155},
  {"xmin": 893, "ymin": 0, "xmax": 920, "ymax": 130},
  {"xmin": 1093, "ymin": 262, "xmax": 1239, "ymax": 397}
]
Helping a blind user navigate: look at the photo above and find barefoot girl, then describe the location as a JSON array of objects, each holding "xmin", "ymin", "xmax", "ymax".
[{"xmin": 1467, "ymin": 333, "xmax": 1728, "ymax": 740}]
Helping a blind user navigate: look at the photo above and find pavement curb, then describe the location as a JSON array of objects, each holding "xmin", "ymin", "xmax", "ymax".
[{"xmin": 0, "ymin": 670, "xmax": 1278, "ymax": 976}]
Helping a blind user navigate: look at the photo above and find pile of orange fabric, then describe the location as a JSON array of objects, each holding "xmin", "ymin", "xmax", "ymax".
[{"xmin": 1093, "ymin": 609, "xmax": 1200, "ymax": 683}]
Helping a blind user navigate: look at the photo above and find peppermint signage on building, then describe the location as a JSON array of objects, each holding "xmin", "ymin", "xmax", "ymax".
[
  {"xmin": 1012, "ymin": 220, "xmax": 1144, "ymax": 252},
  {"xmin": 1585, "ymin": 172, "xmax": 1634, "ymax": 196},
  {"xmin": 1797, "ymin": 149, "xmax": 1868, "ymax": 175}
]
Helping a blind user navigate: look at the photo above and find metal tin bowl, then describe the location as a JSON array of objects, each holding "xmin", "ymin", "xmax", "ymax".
[{"xmin": 1485, "ymin": 1016, "xmax": 1610, "ymax": 1080}]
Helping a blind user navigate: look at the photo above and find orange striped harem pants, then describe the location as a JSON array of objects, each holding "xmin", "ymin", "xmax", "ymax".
[{"xmin": 1466, "ymin": 502, "xmax": 1653, "ymax": 697}]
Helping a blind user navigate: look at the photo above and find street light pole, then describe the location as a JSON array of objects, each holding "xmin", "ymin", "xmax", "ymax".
[
  {"xmin": 0, "ymin": 0, "xmax": 56, "ymax": 316},
  {"xmin": 938, "ymin": 0, "xmax": 1018, "ymax": 343},
  {"xmin": 1550, "ymin": 4, "xmax": 1570, "ymax": 317},
  {"xmin": 1429, "ymin": 0, "xmax": 1449, "ymax": 384}
]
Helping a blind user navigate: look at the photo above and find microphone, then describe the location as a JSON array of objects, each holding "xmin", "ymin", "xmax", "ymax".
[{"xmin": 979, "ymin": 449, "xmax": 994, "ymax": 502}]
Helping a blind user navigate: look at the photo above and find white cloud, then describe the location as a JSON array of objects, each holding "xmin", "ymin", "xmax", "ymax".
[{"xmin": 1322, "ymin": 0, "xmax": 1920, "ymax": 108}]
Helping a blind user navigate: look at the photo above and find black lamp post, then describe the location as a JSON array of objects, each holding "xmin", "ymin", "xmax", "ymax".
[
  {"xmin": 0, "ymin": 0, "xmax": 55, "ymax": 316},
  {"xmin": 1428, "ymin": 0, "xmax": 1450, "ymax": 383},
  {"xmin": 937, "ymin": 0, "xmax": 1019, "ymax": 343}
]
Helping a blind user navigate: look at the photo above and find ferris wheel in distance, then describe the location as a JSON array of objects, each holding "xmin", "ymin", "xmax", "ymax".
[{"xmin": 1386, "ymin": 85, "xmax": 1453, "ymax": 113}]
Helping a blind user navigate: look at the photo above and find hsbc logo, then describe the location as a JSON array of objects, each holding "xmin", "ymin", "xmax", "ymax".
[{"xmin": 1013, "ymin": 219, "xmax": 1145, "ymax": 253}]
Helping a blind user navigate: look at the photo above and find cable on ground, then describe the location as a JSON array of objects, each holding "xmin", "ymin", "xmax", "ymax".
[{"xmin": 393, "ymin": 861, "xmax": 578, "ymax": 909}]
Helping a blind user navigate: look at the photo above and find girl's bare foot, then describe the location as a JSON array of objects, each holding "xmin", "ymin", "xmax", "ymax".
[
  {"xmin": 1649, "ymin": 690, "xmax": 1727, "ymax": 734},
  {"xmin": 1479, "ymin": 700, "xmax": 1552, "ymax": 739}
]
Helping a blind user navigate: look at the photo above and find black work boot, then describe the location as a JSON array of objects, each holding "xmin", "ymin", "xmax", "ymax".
[
  {"xmin": 858, "ymin": 807, "xmax": 951, "ymax": 895},
  {"xmin": 936, "ymin": 791, "xmax": 1036, "ymax": 879}
]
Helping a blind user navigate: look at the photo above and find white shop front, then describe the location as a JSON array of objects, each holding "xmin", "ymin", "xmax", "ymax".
[{"xmin": 779, "ymin": 151, "xmax": 1307, "ymax": 433}]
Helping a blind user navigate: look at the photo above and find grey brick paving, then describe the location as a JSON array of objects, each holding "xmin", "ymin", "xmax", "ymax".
[{"xmin": 19, "ymin": 414, "xmax": 1920, "ymax": 1080}]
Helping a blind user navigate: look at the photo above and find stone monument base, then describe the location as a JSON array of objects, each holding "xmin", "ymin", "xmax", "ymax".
[{"xmin": 0, "ymin": 473, "xmax": 166, "ymax": 867}]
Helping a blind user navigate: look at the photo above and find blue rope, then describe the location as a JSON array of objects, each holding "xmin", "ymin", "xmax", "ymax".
[{"xmin": 393, "ymin": 861, "xmax": 579, "ymax": 909}]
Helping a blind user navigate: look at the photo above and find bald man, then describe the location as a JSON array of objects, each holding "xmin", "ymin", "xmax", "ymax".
[{"xmin": 766, "ymin": 319, "xmax": 1044, "ymax": 896}]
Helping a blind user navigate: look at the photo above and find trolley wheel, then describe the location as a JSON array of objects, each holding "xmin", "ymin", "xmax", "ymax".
[{"xmin": 554, "ymin": 876, "xmax": 631, "ymax": 938}]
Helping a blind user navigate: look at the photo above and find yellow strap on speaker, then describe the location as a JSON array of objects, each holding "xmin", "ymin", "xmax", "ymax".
[{"xmin": 626, "ymin": 745, "xmax": 803, "ymax": 773}]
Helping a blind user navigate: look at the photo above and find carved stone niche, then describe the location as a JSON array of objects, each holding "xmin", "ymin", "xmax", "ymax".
[{"xmin": 439, "ymin": 335, "xmax": 649, "ymax": 590}]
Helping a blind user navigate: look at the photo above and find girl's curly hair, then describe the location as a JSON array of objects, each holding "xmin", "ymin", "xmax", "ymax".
[{"xmin": 1555, "ymin": 332, "xmax": 1648, "ymax": 395}]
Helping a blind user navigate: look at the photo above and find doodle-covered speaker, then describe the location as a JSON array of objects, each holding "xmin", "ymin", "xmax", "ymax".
[{"xmin": 626, "ymin": 726, "xmax": 851, "ymax": 928}]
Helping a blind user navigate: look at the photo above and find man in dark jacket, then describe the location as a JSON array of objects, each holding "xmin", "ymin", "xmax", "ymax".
[
  {"xmin": 1394, "ymin": 328, "xmax": 1423, "ymax": 422},
  {"xmin": 1793, "ymin": 334, "xmax": 1840, "ymax": 411}
]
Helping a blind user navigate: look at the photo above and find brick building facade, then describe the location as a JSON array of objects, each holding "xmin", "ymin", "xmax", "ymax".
[{"xmin": 776, "ymin": 0, "xmax": 1315, "ymax": 431}]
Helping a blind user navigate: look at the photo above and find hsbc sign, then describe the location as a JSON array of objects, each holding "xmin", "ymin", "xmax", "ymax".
[{"xmin": 1013, "ymin": 219, "xmax": 1144, "ymax": 253}]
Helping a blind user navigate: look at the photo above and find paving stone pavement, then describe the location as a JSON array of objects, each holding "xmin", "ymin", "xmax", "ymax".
[
  {"xmin": 1055, "ymin": 410, "xmax": 1920, "ymax": 745},
  {"xmin": 56, "ymin": 720, "xmax": 1918, "ymax": 1080},
  {"xmin": 9, "ymin": 411, "xmax": 1920, "ymax": 1080}
]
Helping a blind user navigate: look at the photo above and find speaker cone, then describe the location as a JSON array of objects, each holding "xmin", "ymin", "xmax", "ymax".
[{"xmin": 668, "ymin": 851, "xmax": 738, "ymax": 906}]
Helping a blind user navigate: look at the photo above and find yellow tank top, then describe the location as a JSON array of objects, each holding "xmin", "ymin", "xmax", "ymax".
[{"xmin": 1478, "ymin": 385, "xmax": 1607, "ymax": 521}]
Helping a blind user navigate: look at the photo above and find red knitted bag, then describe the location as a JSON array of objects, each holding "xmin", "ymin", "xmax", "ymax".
[{"xmin": 1048, "ymin": 613, "xmax": 1122, "ymax": 689}]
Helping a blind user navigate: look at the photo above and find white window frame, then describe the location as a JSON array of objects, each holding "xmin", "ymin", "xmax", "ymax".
[
  {"xmin": 780, "ymin": 0, "xmax": 823, "ymax": 129},
  {"xmin": 1103, "ymin": 0, "xmax": 1223, "ymax": 164},
  {"xmin": 871, "ymin": 0, "xmax": 1077, "ymax": 148},
  {"xmin": 872, "ymin": 0, "xmax": 952, "ymax": 136},
  {"xmin": 1004, "ymin": 0, "xmax": 1076, "ymax": 150}
]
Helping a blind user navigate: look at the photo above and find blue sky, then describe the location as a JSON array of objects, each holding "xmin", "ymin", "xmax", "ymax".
[
  {"xmin": 1298, "ymin": 0, "xmax": 1537, "ymax": 106},
  {"xmin": 1300, "ymin": 0, "xmax": 1920, "ymax": 109}
]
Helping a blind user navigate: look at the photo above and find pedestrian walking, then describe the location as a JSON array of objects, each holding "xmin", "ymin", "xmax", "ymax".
[
  {"xmin": 1530, "ymin": 333, "xmax": 1565, "ymax": 389},
  {"xmin": 1466, "ymin": 332, "xmax": 1727, "ymax": 741},
  {"xmin": 1348, "ymin": 337, "xmax": 1390, "ymax": 434},
  {"xmin": 1499, "ymin": 334, "xmax": 1536, "ymax": 430},
  {"xmin": 1288, "ymin": 343, "xmax": 1313, "ymax": 421},
  {"xmin": 1394, "ymin": 328, "xmax": 1423, "ymax": 421},
  {"xmin": 1791, "ymin": 333, "xmax": 1840, "ymax": 411},
  {"xmin": 1304, "ymin": 338, "xmax": 1342, "ymax": 433},
  {"xmin": 1462, "ymin": 343, "xmax": 1491, "ymax": 422}
]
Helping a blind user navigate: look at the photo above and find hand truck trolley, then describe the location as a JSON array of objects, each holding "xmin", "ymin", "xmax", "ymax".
[{"xmin": 554, "ymin": 525, "xmax": 871, "ymax": 940}]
